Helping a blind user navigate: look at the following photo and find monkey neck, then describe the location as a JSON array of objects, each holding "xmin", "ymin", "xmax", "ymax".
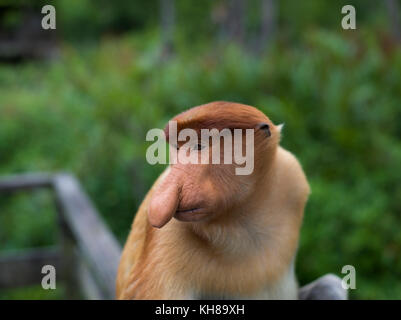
[{"xmin": 255, "ymin": 144, "xmax": 278, "ymax": 185}]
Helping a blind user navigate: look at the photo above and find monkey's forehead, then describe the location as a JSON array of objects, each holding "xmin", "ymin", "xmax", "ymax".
[{"xmin": 164, "ymin": 101, "xmax": 272, "ymax": 134}]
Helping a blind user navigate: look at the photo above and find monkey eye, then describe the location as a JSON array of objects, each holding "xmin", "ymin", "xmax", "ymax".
[
  {"xmin": 257, "ymin": 123, "xmax": 271, "ymax": 137},
  {"xmin": 193, "ymin": 143, "xmax": 205, "ymax": 151}
]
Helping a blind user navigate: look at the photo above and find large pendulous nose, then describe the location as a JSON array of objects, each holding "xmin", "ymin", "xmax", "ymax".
[{"xmin": 148, "ymin": 171, "xmax": 181, "ymax": 228}]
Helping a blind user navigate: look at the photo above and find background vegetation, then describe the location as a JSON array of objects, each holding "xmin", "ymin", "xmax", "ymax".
[{"xmin": 0, "ymin": 0, "xmax": 400, "ymax": 299}]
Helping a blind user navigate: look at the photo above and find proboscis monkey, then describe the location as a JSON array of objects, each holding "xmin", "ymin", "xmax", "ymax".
[{"xmin": 116, "ymin": 101, "xmax": 310, "ymax": 299}]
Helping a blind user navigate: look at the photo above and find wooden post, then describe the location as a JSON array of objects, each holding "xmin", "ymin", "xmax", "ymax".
[
  {"xmin": 56, "ymin": 209, "xmax": 81, "ymax": 299},
  {"xmin": 160, "ymin": 0, "xmax": 175, "ymax": 58},
  {"xmin": 227, "ymin": 0, "xmax": 246, "ymax": 45},
  {"xmin": 0, "ymin": 172, "xmax": 122, "ymax": 299},
  {"xmin": 385, "ymin": 0, "xmax": 401, "ymax": 43},
  {"xmin": 52, "ymin": 174, "xmax": 122, "ymax": 299},
  {"xmin": 259, "ymin": 0, "xmax": 276, "ymax": 52}
]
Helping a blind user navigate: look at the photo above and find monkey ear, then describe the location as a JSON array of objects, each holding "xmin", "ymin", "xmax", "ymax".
[
  {"xmin": 256, "ymin": 123, "xmax": 271, "ymax": 137},
  {"xmin": 276, "ymin": 123, "xmax": 284, "ymax": 133}
]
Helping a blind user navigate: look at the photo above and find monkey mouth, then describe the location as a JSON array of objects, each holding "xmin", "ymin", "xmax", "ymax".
[{"xmin": 174, "ymin": 208, "xmax": 208, "ymax": 222}]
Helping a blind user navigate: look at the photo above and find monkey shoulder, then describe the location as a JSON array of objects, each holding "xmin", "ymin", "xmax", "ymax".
[{"xmin": 273, "ymin": 147, "xmax": 310, "ymax": 207}]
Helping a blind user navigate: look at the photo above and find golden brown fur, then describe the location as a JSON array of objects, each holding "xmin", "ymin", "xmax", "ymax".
[{"xmin": 116, "ymin": 101, "xmax": 310, "ymax": 299}]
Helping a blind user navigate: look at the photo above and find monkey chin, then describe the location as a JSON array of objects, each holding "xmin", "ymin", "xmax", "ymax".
[{"xmin": 174, "ymin": 208, "xmax": 209, "ymax": 222}]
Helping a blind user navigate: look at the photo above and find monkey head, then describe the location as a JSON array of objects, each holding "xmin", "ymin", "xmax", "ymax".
[{"xmin": 148, "ymin": 101, "xmax": 282, "ymax": 228}]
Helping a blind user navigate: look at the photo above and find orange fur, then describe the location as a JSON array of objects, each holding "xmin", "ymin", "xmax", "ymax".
[{"xmin": 116, "ymin": 101, "xmax": 310, "ymax": 299}]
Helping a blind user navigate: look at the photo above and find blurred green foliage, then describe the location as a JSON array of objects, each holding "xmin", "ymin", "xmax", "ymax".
[
  {"xmin": 0, "ymin": 190, "xmax": 57, "ymax": 251},
  {"xmin": 0, "ymin": 284, "xmax": 65, "ymax": 299},
  {"xmin": 0, "ymin": 0, "xmax": 401, "ymax": 300}
]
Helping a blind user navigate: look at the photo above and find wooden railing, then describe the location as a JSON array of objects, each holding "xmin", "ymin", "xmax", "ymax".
[
  {"xmin": 0, "ymin": 173, "xmax": 122, "ymax": 299},
  {"xmin": 0, "ymin": 172, "xmax": 348, "ymax": 300}
]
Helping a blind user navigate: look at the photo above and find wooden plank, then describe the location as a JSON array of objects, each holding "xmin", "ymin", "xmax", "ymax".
[
  {"xmin": 76, "ymin": 255, "xmax": 104, "ymax": 300},
  {"xmin": 52, "ymin": 174, "xmax": 122, "ymax": 300},
  {"xmin": 0, "ymin": 173, "xmax": 53, "ymax": 192},
  {"xmin": 57, "ymin": 213, "xmax": 82, "ymax": 299},
  {"xmin": 0, "ymin": 247, "xmax": 61, "ymax": 288}
]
